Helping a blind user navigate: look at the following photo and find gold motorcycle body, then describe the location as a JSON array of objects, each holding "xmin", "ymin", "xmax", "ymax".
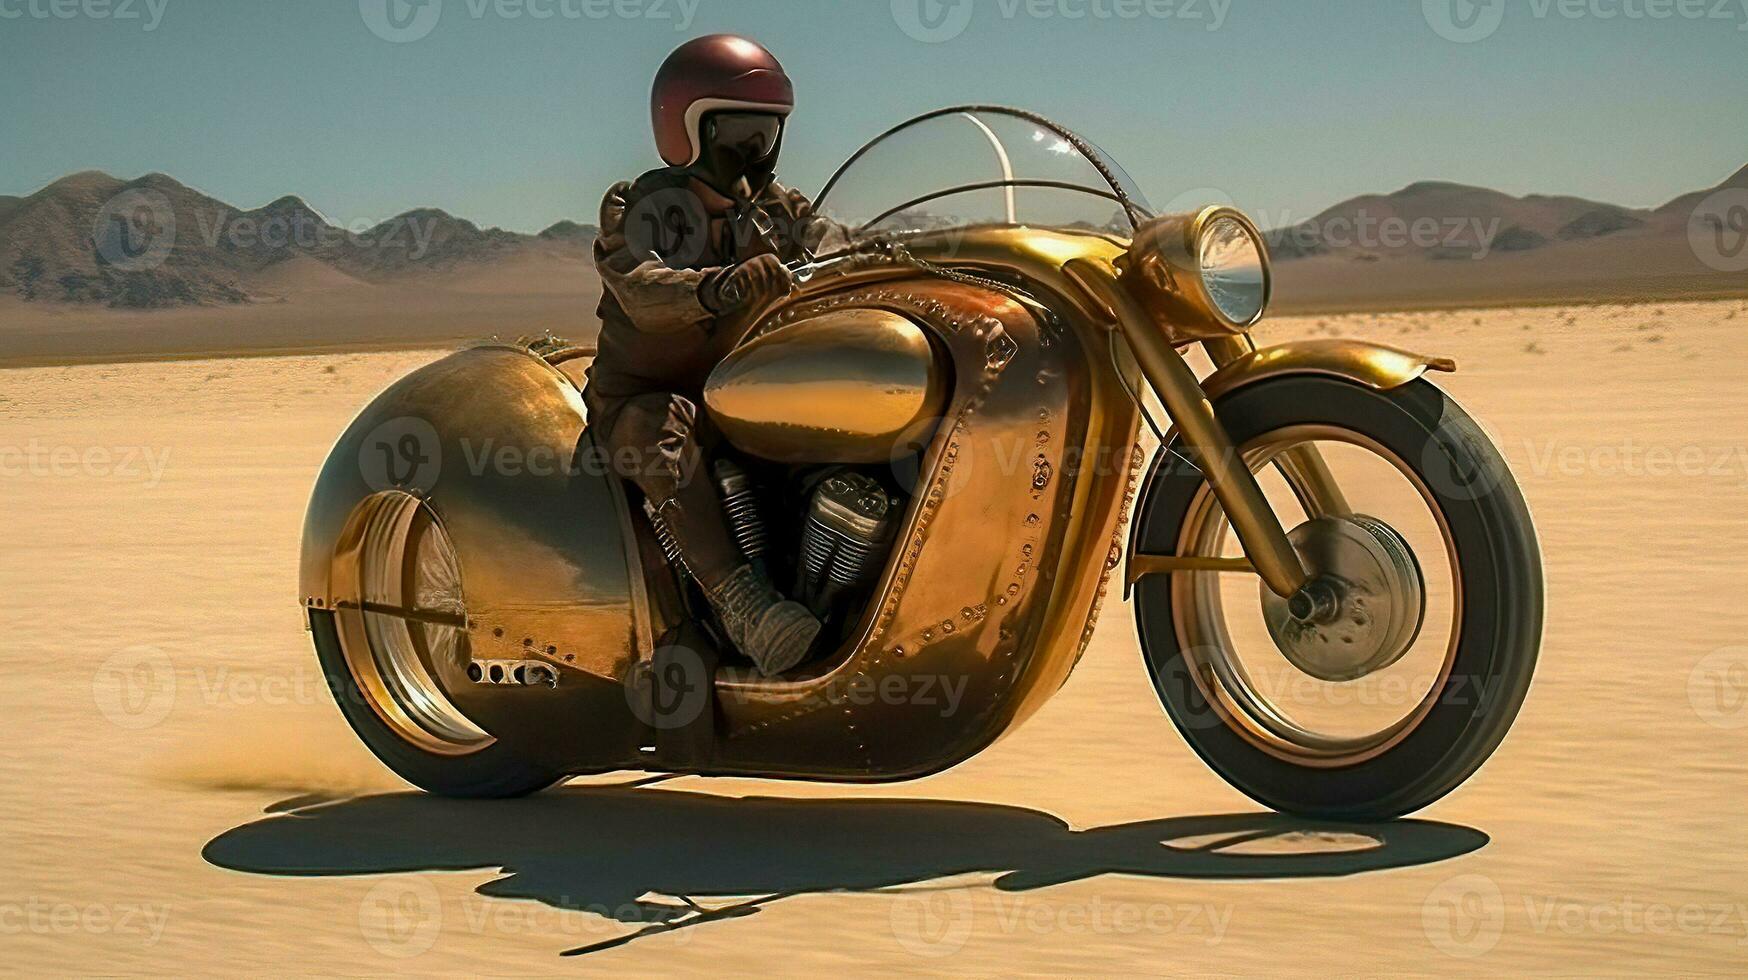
[{"xmin": 302, "ymin": 108, "xmax": 1543, "ymax": 817}]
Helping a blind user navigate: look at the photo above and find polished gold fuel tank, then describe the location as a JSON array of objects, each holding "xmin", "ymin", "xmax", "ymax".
[{"xmin": 704, "ymin": 307, "xmax": 949, "ymax": 463}]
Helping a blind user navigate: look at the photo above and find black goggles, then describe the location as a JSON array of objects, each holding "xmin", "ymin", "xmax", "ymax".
[{"xmin": 706, "ymin": 112, "xmax": 783, "ymax": 159}]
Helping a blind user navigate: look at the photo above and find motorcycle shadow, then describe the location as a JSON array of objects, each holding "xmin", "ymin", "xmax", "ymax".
[{"xmin": 202, "ymin": 784, "xmax": 1487, "ymax": 955}]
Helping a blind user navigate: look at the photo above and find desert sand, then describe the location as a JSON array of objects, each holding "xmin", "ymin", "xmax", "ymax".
[{"xmin": 3, "ymin": 299, "xmax": 1746, "ymax": 975}]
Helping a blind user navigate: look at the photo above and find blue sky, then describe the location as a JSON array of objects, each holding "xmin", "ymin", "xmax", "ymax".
[{"xmin": 4, "ymin": 0, "xmax": 1744, "ymax": 232}]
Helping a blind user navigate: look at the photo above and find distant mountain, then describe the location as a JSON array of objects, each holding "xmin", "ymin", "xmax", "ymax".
[
  {"xmin": 3, "ymin": 164, "xmax": 1744, "ymax": 318},
  {"xmin": 1266, "ymin": 181, "xmax": 1657, "ymax": 262},
  {"xmin": 0, "ymin": 171, "xmax": 598, "ymax": 308},
  {"xmin": 1654, "ymin": 162, "xmax": 1748, "ymax": 217},
  {"xmin": 1267, "ymin": 163, "xmax": 1748, "ymax": 313},
  {"xmin": 538, "ymin": 219, "xmax": 600, "ymax": 247}
]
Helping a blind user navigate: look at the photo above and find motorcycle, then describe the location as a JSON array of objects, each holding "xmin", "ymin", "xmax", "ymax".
[{"xmin": 301, "ymin": 107, "xmax": 1543, "ymax": 818}]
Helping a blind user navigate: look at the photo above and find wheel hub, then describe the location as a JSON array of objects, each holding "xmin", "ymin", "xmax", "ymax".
[{"xmin": 1261, "ymin": 514, "xmax": 1426, "ymax": 682}]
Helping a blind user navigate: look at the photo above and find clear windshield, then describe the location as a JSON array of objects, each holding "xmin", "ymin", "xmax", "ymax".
[{"xmin": 812, "ymin": 107, "xmax": 1153, "ymax": 241}]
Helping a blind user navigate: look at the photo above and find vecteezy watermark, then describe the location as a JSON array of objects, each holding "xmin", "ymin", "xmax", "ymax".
[
  {"xmin": 92, "ymin": 188, "xmax": 176, "ymax": 273},
  {"xmin": 359, "ymin": 879, "xmax": 704, "ymax": 957},
  {"xmin": 359, "ymin": 878, "xmax": 443, "ymax": 958},
  {"xmin": 92, "ymin": 652, "xmax": 361, "ymax": 730},
  {"xmin": 92, "ymin": 646, "xmax": 177, "ymax": 731},
  {"xmin": 628, "ymin": 642, "xmax": 976, "ymax": 732},
  {"xmin": 890, "ymin": 890, "xmax": 1233, "ymax": 957},
  {"xmin": 189, "ymin": 209, "xmax": 442, "ymax": 263},
  {"xmin": 1507, "ymin": 436, "xmax": 1748, "ymax": 490},
  {"xmin": 1269, "ymin": 211, "xmax": 1506, "ymax": 260},
  {"xmin": 1688, "ymin": 188, "xmax": 1748, "ymax": 274},
  {"xmin": 1424, "ymin": 0, "xmax": 1748, "ymax": 42},
  {"xmin": 1688, "ymin": 646, "xmax": 1748, "ymax": 730},
  {"xmin": 359, "ymin": 416, "xmax": 443, "ymax": 494},
  {"xmin": 0, "ymin": 440, "xmax": 173, "ymax": 487},
  {"xmin": 0, "ymin": 899, "xmax": 172, "ymax": 945},
  {"xmin": 891, "ymin": 0, "xmax": 1230, "ymax": 43},
  {"xmin": 0, "ymin": 0, "xmax": 169, "ymax": 31},
  {"xmin": 359, "ymin": 0, "xmax": 700, "ymax": 43},
  {"xmin": 1423, "ymin": 874, "xmax": 1748, "ymax": 959},
  {"xmin": 1422, "ymin": 873, "xmax": 1507, "ymax": 957}
]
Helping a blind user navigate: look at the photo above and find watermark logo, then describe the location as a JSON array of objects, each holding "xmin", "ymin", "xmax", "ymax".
[
  {"xmin": 624, "ymin": 186, "xmax": 711, "ymax": 269},
  {"xmin": 626, "ymin": 643, "xmax": 711, "ymax": 730},
  {"xmin": 1426, "ymin": 0, "xmax": 1748, "ymax": 40},
  {"xmin": 1422, "ymin": 873, "xmax": 1507, "ymax": 958},
  {"xmin": 359, "ymin": 878, "xmax": 443, "ymax": 957},
  {"xmin": 0, "ymin": 899, "xmax": 172, "ymax": 944},
  {"xmin": 1423, "ymin": 0, "xmax": 1507, "ymax": 41},
  {"xmin": 361, "ymin": 0, "xmax": 700, "ymax": 41},
  {"xmin": 1688, "ymin": 188, "xmax": 1748, "ymax": 274},
  {"xmin": 0, "ymin": 0, "xmax": 169, "ymax": 30},
  {"xmin": 360, "ymin": 0, "xmax": 443, "ymax": 42},
  {"xmin": 92, "ymin": 645, "xmax": 176, "ymax": 730},
  {"xmin": 359, "ymin": 416, "xmax": 443, "ymax": 494},
  {"xmin": 893, "ymin": 0, "xmax": 1229, "ymax": 42},
  {"xmin": 890, "ymin": 890, "xmax": 976, "ymax": 957},
  {"xmin": 92, "ymin": 188, "xmax": 176, "ymax": 273},
  {"xmin": 1421, "ymin": 414, "xmax": 1509, "ymax": 503},
  {"xmin": 892, "ymin": 0, "xmax": 976, "ymax": 42},
  {"xmin": 1689, "ymin": 646, "xmax": 1748, "ymax": 730}
]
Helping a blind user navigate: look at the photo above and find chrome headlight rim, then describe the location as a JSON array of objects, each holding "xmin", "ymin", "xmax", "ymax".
[
  {"xmin": 1123, "ymin": 204, "xmax": 1274, "ymax": 339},
  {"xmin": 1190, "ymin": 206, "xmax": 1272, "ymax": 330}
]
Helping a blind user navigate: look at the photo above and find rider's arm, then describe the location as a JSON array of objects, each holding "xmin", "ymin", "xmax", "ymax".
[{"xmin": 594, "ymin": 181, "xmax": 724, "ymax": 335}]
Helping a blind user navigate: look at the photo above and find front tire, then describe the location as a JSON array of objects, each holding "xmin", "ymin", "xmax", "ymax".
[{"xmin": 1133, "ymin": 375, "xmax": 1542, "ymax": 819}]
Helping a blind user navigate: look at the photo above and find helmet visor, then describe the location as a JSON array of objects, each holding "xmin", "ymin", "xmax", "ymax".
[{"xmin": 707, "ymin": 112, "xmax": 783, "ymax": 160}]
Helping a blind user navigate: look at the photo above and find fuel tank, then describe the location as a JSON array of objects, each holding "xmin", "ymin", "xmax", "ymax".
[{"xmin": 703, "ymin": 308, "xmax": 949, "ymax": 464}]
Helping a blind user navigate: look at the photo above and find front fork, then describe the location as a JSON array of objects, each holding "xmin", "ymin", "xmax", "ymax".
[{"xmin": 1120, "ymin": 326, "xmax": 1347, "ymax": 601}]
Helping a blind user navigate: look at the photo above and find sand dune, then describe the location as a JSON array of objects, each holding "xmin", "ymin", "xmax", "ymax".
[{"xmin": 3, "ymin": 298, "xmax": 1745, "ymax": 973}]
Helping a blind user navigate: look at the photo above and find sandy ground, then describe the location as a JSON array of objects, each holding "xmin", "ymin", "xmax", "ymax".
[{"xmin": 3, "ymin": 299, "xmax": 1747, "ymax": 975}]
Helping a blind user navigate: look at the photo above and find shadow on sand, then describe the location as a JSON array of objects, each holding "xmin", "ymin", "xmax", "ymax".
[{"xmin": 203, "ymin": 784, "xmax": 1486, "ymax": 955}]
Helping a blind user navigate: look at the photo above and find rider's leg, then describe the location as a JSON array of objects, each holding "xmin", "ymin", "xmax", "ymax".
[{"xmin": 603, "ymin": 392, "xmax": 819, "ymax": 675}]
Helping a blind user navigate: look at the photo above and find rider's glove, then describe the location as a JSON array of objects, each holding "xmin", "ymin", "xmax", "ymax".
[{"xmin": 700, "ymin": 254, "xmax": 794, "ymax": 315}]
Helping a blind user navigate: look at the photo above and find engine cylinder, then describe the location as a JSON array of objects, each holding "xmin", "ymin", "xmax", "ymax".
[{"xmin": 797, "ymin": 471, "xmax": 898, "ymax": 614}]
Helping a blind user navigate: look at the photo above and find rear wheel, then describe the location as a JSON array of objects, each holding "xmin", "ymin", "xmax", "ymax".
[
  {"xmin": 313, "ymin": 491, "xmax": 562, "ymax": 798},
  {"xmin": 1133, "ymin": 375, "xmax": 1541, "ymax": 819}
]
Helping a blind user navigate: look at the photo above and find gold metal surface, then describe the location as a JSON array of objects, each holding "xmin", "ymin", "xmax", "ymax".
[
  {"xmin": 704, "ymin": 308, "xmax": 948, "ymax": 464},
  {"xmin": 1201, "ymin": 338, "xmax": 1457, "ymax": 402},
  {"xmin": 1127, "ymin": 553, "xmax": 1257, "ymax": 584},
  {"xmin": 707, "ymin": 273, "xmax": 1143, "ymax": 777},
  {"xmin": 856, "ymin": 226, "xmax": 1308, "ymax": 598},
  {"xmin": 1086, "ymin": 267, "xmax": 1310, "ymax": 598},
  {"xmin": 1120, "ymin": 207, "xmax": 1272, "ymax": 342},
  {"xmin": 301, "ymin": 344, "xmax": 650, "ymax": 773},
  {"xmin": 302, "ymin": 219, "xmax": 1445, "ymax": 783}
]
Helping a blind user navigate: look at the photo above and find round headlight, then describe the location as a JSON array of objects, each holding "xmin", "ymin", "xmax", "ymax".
[
  {"xmin": 1121, "ymin": 205, "xmax": 1272, "ymax": 341},
  {"xmin": 1198, "ymin": 214, "xmax": 1268, "ymax": 326}
]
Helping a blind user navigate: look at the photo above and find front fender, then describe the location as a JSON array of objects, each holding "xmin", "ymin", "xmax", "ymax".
[{"xmin": 1201, "ymin": 339, "xmax": 1456, "ymax": 402}]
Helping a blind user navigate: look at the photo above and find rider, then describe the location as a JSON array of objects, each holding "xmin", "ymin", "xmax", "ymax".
[{"xmin": 584, "ymin": 35, "xmax": 831, "ymax": 677}]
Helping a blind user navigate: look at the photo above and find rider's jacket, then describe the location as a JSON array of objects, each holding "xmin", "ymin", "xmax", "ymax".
[{"xmin": 583, "ymin": 168, "xmax": 826, "ymax": 419}]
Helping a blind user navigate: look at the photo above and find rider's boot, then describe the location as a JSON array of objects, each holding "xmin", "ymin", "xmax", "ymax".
[{"xmin": 702, "ymin": 564, "xmax": 821, "ymax": 677}]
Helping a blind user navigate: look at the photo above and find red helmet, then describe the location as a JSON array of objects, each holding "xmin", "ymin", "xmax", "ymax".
[{"xmin": 651, "ymin": 35, "xmax": 794, "ymax": 169}]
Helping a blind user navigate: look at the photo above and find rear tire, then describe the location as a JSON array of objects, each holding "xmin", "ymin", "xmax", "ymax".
[
  {"xmin": 312, "ymin": 610, "xmax": 564, "ymax": 798},
  {"xmin": 1133, "ymin": 375, "xmax": 1542, "ymax": 819}
]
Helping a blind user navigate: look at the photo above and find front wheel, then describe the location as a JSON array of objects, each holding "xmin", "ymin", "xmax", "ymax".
[{"xmin": 1133, "ymin": 375, "xmax": 1542, "ymax": 819}]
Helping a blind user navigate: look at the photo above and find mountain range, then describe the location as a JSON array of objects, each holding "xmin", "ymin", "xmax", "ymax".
[
  {"xmin": 0, "ymin": 164, "xmax": 1743, "ymax": 364},
  {"xmin": 0, "ymin": 171, "xmax": 598, "ymax": 309},
  {"xmin": 1264, "ymin": 163, "xmax": 1748, "ymax": 311}
]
